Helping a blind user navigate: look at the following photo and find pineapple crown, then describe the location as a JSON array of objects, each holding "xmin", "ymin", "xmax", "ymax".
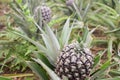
[{"xmin": 73, "ymin": 26, "xmax": 94, "ymax": 50}]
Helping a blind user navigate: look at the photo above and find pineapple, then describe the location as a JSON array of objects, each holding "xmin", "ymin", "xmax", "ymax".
[
  {"xmin": 34, "ymin": 4, "xmax": 52, "ymax": 23},
  {"xmin": 66, "ymin": 0, "xmax": 74, "ymax": 6},
  {"xmin": 55, "ymin": 42, "xmax": 94, "ymax": 80},
  {"xmin": 41, "ymin": 5, "xmax": 51, "ymax": 23}
]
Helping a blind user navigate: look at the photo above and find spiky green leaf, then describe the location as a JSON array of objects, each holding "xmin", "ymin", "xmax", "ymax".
[
  {"xmin": 26, "ymin": 61, "xmax": 49, "ymax": 80},
  {"xmin": 60, "ymin": 18, "xmax": 71, "ymax": 47},
  {"xmin": 32, "ymin": 58, "xmax": 61, "ymax": 80}
]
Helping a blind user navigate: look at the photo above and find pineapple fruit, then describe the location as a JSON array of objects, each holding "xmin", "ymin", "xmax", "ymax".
[
  {"xmin": 34, "ymin": 4, "xmax": 51, "ymax": 23},
  {"xmin": 41, "ymin": 5, "xmax": 51, "ymax": 23},
  {"xmin": 66, "ymin": 0, "xmax": 74, "ymax": 6},
  {"xmin": 55, "ymin": 42, "xmax": 94, "ymax": 80}
]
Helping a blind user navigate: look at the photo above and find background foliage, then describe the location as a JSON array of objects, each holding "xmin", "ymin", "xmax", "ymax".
[{"xmin": 0, "ymin": 0, "xmax": 120, "ymax": 80}]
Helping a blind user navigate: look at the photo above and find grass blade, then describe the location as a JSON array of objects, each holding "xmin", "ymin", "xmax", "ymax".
[{"xmin": 0, "ymin": 76, "xmax": 11, "ymax": 80}]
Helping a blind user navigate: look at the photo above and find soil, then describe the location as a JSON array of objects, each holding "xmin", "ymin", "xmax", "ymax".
[{"xmin": 0, "ymin": 2, "xmax": 9, "ymax": 30}]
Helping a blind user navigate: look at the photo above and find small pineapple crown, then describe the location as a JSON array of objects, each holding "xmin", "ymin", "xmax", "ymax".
[
  {"xmin": 70, "ymin": 40, "xmax": 83, "ymax": 49},
  {"xmin": 66, "ymin": 0, "xmax": 74, "ymax": 6}
]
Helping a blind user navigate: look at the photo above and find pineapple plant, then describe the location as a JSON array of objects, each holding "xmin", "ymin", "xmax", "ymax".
[
  {"xmin": 9, "ymin": 13, "xmax": 94, "ymax": 80},
  {"xmin": 64, "ymin": 0, "xmax": 93, "ymax": 21},
  {"xmin": 11, "ymin": 20, "xmax": 94, "ymax": 80},
  {"xmin": 87, "ymin": 0, "xmax": 120, "ymax": 56}
]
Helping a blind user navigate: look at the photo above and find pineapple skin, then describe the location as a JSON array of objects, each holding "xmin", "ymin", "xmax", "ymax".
[
  {"xmin": 34, "ymin": 5, "xmax": 51, "ymax": 23},
  {"xmin": 41, "ymin": 5, "xmax": 51, "ymax": 23},
  {"xmin": 55, "ymin": 42, "xmax": 94, "ymax": 80}
]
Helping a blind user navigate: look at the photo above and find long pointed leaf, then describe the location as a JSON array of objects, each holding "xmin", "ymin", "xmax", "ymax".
[
  {"xmin": 33, "ymin": 58, "xmax": 61, "ymax": 80},
  {"xmin": 0, "ymin": 76, "xmax": 11, "ymax": 80},
  {"xmin": 60, "ymin": 18, "xmax": 71, "ymax": 47},
  {"xmin": 33, "ymin": 51, "xmax": 54, "ymax": 69},
  {"xmin": 26, "ymin": 61, "xmax": 49, "ymax": 80},
  {"xmin": 41, "ymin": 34, "xmax": 56, "ymax": 65},
  {"xmin": 97, "ymin": 77, "xmax": 120, "ymax": 80},
  {"xmin": 39, "ymin": 23, "xmax": 60, "ymax": 64},
  {"xmin": 45, "ymin": 23, "xmax": 60, "ymax": 54},
  {"xmin": 10, "ymin": 30, "xmax": 47, "ymax": 53}
]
